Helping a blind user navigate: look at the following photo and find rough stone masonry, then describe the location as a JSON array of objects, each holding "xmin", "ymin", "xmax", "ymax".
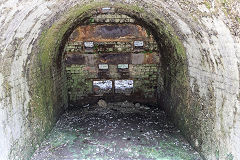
[{"xmin": 0, "ymin": 0, "xmax": 239, "ymax": 160}]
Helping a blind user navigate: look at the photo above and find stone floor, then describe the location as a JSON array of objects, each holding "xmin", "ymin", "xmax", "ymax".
[{"xmin": 31, "ymin": 101, "xmax": 202, "ymax": 160}]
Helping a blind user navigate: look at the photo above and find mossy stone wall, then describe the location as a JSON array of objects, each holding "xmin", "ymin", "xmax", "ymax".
[{"xmin": 0, "ymin": 0, "xmax": 239, "ymax": 160}]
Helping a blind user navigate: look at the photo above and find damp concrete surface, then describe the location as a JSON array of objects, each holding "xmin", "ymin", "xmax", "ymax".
[{"xmin": 31, "ymin": 101, "xmax": 202, "ymax": 160}]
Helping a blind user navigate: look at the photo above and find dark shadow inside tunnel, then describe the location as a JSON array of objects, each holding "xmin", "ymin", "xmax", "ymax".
[
  {"xmin": 52, "ymin": 6, "xmax": 190, "ymax": 116},
  {"xmin": 63, "ymin": 13, "xmax": 162, "ymax": 107}
]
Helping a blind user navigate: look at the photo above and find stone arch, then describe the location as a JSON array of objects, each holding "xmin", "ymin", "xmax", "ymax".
[
  {"xmin": 27, "ymin": 1, "xmax": 192, "ymax": 159},
  {"xmin": 1, "ymin": 1, "xmax": 239, "ymax": 160},
  {"xmin": 29, "ymin": 0, "xmax": 189, "ymax": 144}
]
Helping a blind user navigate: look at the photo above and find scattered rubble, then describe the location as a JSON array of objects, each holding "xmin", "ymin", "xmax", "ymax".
[
  {"xmin": 135, "ymin": 103, "xmax": 140, "ymax": 108},
  {"xmin": 31, "ymin": 101, "xmax": 202, "ymax": 160},
  {"xmin": 97, "ymin": 99, "xmax": 108, "ymax": 107}
]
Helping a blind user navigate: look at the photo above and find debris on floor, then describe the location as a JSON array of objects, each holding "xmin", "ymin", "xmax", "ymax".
[
  {"xmin": 97, "ymin": 99, "xmax": 108, "ymax": 107},
  {"xmin": 31, "ymin": 101, "xmax": 202, "ymax": 160}
]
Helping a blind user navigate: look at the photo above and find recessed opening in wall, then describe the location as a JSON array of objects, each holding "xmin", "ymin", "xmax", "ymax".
[
  {"xmin": 93, "ymin": 80, "xmax": 113, "ymax": 95},
  {"xmin": 115, "ymin": 79, "xmax": 133, "ymax": 95},
  {"xmin": 118, "ymin": 64, "xmax": 128, "ymax": 68},
  {"xmin": 98, "ymin": 64, "xmax": 109, "ymax": 70},
  {"xmin": 84, "ymin": 41, "xmax": 94, "ymax": 52},
  {"xmin": 134, "ymin": 40, "xmax": 144, "ymax": 51}
]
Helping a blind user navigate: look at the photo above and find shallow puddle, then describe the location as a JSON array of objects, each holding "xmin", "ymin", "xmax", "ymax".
[{"xmin": 31, "ymin": 101, "xmax": 202, "ymax": 160}]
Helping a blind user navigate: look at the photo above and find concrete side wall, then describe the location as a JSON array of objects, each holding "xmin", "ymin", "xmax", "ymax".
[{"xmin": 0, "ymin": 0, "xmax": 239, "ymax": 160}]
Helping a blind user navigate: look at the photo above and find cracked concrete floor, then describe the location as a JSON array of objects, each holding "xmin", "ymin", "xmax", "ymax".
[{"xmin": 31, "ymin": 101, "xmax": 202, "ymax": 160}]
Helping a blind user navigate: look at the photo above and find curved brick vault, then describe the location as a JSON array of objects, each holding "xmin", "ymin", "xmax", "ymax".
[{"xmin": 0, "ymin": 0, "xmax": 240, "ymax": 160}]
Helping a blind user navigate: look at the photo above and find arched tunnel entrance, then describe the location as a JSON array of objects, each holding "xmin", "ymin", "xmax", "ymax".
[
  {"xmin": 29, "ymin": 3, "xmax": 201, "ymax": 160},
  {"xmin": 1, "ymin": 0, "xmax": 240, "ymax": 160}
]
